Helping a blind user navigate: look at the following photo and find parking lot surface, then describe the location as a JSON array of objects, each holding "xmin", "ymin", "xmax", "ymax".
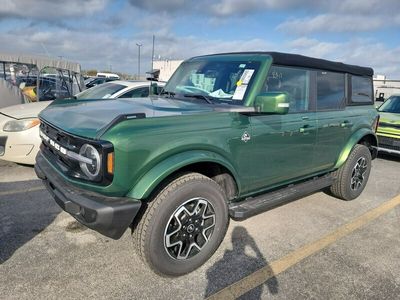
[{"xmin": 1, "ymin": 154, "xmax": 399, "ymax": 299}]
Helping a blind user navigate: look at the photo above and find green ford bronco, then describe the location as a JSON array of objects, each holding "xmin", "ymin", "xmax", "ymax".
[{"xmin": 35, "ymin": 52, "xmax": 379, "ymax": 276}]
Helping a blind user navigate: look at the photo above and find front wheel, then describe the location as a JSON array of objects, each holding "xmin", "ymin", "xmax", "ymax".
[
  {"xmin": 132, "ymin": 172, "xmax": 229, "ymax": 276},
  {"xmin": 330, "ymin": 144, "xmax": 372, "ymax": 201}
]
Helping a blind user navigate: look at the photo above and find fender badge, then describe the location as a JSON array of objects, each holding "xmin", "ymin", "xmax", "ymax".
[{"xmin": 241, "ymin": 131, "xmax": 251, "ymax": 143}]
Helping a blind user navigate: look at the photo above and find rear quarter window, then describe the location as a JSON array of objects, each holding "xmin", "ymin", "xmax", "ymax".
[
  {"xmin": 316, "ymin": 71, "xmax": 345, "ymax": 111},
  {"xmin": 351, "ymin": 76, "xmax": 373, "ymax": 104}
]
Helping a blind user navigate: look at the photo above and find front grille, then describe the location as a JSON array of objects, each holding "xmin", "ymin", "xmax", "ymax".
[
  {"xmin": 0, "ymin": 136, "xmax": 6, "ymax": 156},
  {"xmin": 39, "ymin": 120, "xmax": 113, "ymax": 185},
  {"xmin": 0, "ymin": 136, "xmax": 7, "ymax": 148},
  {"xmin": 40, "ymin": 121, "xmax": 86, "ymax": 178},
  {"xmin": 378, "ymin": 136, "xmax": 400, "ymax": 151},
  {"xmin": 379, "ymin": 122, "xmax": 400, "ymax": 130}
]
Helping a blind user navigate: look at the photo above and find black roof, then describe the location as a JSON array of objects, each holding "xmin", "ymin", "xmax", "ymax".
[{"xmin": 194, "ymin": 51, "xmax": 374, "ymax": 77}]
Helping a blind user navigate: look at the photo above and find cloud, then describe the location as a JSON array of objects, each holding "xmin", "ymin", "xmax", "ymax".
[
  {"xmin": 0, "ymin": 0, "xmax": 109, "ymax": 21},
  {"xmin": 128, "ymin": 0, "xmax": 189, "ymax": 12},
  {"xmin": 277, "ymin": 14, "xmax": 390, "ymax": 34},
  {"xmin": 286, "ymin": 37, "xmax": 400, "ymax": 77},
  {"xmin": 209, "ymin": 0, "xmax": 309, "ymax": 17},
  {"xmin": 288, "ymin": 38, "xmax": 340, "ymax": 58}
]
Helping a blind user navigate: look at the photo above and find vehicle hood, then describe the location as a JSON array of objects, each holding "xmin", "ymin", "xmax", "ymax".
[
  {"xmin": 377, "ymin": 111, "xmax": 400, "ymax": 137},
  {"xmin": 39, "ymin": 97, "xmax": 214, "ymax": 139},
  {"xmin": 379, "ymin": 112, "xmax": 400, "ymax": 124},
  {"xmin": 0, "ymin": 101, "xmax": 51, "ymax": 119}
]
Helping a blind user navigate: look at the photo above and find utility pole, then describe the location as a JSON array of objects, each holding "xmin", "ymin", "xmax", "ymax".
[
  {"xmin": 151, "ymin": 35, "xmax": 155, "ymax": 71},
  {"xmin": 136, "ymin": 43, "xmax": 142, "ymax": 79}
]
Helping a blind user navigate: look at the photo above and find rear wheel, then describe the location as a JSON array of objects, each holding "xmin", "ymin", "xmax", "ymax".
[
  {"xmin": 330, "ymin": 144, "xmax": 372, "ymax": 201},
  {"xmin": 133, "ymin": 172, "xmax": 229, "ymax": 277}
]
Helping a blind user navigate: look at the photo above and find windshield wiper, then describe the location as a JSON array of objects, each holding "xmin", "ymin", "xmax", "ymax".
[{"xmin": 183, "ymin": 94, "xmax": 213, "ymax": 104}]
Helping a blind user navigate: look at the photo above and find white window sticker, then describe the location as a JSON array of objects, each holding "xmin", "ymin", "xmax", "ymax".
[
  {"xmin": 239, "ymin": 69, "xmax": 255, "ymax": 84},
  {"xmin": 232, "ymin": 85, "xmax": 248, "ymax": 100}
]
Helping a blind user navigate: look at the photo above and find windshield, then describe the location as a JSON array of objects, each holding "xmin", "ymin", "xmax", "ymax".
[
  {"xmin": 163, "ymin": 60, "xmax": 261, "ymax": 105},
  {"xmin": 75, "ymin": 82, "xmax": 126, "ymax": 99},
  {"xmin": 378, "ymin": 96, "xmax": 400, "ymax": 113}
]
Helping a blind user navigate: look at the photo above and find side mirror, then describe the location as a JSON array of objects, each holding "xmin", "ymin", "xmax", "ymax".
[
  {"xmin": 150, "ymin": 82, "xmax": 158, "ymax": 95},
  {"xmin": 254, "ymin": 92, "xmax": 290, "ymax": 114}
]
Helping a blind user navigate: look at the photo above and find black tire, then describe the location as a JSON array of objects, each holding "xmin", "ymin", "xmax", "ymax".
[
  {"xmin": 132, "ymin": 172, "xmax": 229, "ymax": 277},
  {"xmin": 330, "ymin": 144, "xmax": 372, "ymax": 201}
]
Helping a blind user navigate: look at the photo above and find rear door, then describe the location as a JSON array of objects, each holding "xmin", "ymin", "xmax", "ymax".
[{"xmin": 313, "ymin": 70, "xmax": 348, "ymax": 171}]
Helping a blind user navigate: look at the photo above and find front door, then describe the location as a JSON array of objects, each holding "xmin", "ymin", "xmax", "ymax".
[{"xmin": 245, "ymin": 65, "xmax": 317, "ymax": 194}]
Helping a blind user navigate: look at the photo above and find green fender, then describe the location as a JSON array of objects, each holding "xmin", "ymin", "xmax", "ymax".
[
  {"xmin": 334, "ymin": 128, "xmax": 377, "ymax": 169},
  {"xmin": 126, "ymin": 150, "xmax": 239, "ymax": 200}
]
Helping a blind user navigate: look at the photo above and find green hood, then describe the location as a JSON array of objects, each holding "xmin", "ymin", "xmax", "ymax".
[
  {"xmin": 377, "ymin": 111, "xmax": 400, "ymax": 137},
  {"xmin": 39, "ymin": 97, "xmax": 213, "ymax": 139}
]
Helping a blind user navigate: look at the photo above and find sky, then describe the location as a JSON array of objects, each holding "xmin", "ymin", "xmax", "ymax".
[{"xmin": 0, "ymin": 0, "xmax": 399, "ymax": 78}]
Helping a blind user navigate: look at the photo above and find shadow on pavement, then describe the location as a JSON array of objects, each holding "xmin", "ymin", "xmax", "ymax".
[
  {"xmin": 0, "ymin": 180, "xmax": 60, "ymax": 264},
  {"xmin": 205, "ymin": 226, "xmax": 278, "ymax": 299},
  {"xmin": 377, "ymin": 152, "xmax": 400, "ymax": 162}
]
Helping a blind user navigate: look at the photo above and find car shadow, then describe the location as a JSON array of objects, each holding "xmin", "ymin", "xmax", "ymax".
[
  {"xmin": 0, "ymin": 180, "xmax": 60, "ymax": 264},
  {"xmin": 377, "ymin": 152, "xmax": 400, "ymax": 162},
  {"xmin": 205, "ymin": 226, "xmax": 279, "ymax": 299}
]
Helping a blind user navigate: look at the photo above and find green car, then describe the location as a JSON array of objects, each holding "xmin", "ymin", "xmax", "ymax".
[
  {"xmin": 377, "ymin": 95, "xmax": 400, "ymax": 155},
  {"xmin": 35, "ymin": 52, "xmax": 379, "ymax": 276}
]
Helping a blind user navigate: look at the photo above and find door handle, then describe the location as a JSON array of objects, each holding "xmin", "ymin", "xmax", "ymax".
[{"xmin": 340, "ymin": 121, "xmax": 353, "ymax": 128}]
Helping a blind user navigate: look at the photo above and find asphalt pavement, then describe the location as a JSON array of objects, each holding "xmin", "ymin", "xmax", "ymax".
[{"xmin": 0, "ymin": 154, "xmax": 399, "ymax": 299}]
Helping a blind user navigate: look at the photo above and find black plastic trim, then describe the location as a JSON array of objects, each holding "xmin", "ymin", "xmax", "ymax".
[
  {"xmin": 35, "ymin": 152, "xmax": 141, "ymax": 239},
  {"xmin": 229, "ymin": 174, "xmax": 334, "ymax": 220},
  {"xmin": 95, "ymin": 113, "xmax": 146, "ymax": 139}
]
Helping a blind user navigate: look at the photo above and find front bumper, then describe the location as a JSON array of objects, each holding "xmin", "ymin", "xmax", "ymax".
[
  {"xmin": 377, "ymin": 135, "xmax": 400, "ymax": 156},
  {"xmin": 35, "ymin": 152, "xmax": 142, "ymax": 239}
]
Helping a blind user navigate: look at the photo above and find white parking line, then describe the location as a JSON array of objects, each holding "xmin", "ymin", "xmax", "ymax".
[{"xmin": 207, "ymin": 194, "xmax": 400, "ymax": 299}]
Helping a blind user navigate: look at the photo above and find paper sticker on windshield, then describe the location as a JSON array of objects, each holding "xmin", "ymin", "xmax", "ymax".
[
  {"xmin": 239, "ymin": 69, "xmax": 255, "ymax": 84},
  {"xmin": 232, "ymin": 85, "xmax": 247, "ymax": 100},
  {"xmin": 239, "ymin": 64, "xmax": 246, "ymax": 68}
]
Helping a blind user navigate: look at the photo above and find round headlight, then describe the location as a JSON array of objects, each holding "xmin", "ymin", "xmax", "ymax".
[{"xmin": 79, "ymin": 144, "xmax": 101, "ymax": 180}]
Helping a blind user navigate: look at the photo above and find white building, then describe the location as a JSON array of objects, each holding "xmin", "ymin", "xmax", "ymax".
[
  {"xmin": 373, "ymin": 74, "xmax": 400, "ymax": 101},
  {"xmin": 153, "ymin": 60, "xmax": 183, "ymax": 82}
]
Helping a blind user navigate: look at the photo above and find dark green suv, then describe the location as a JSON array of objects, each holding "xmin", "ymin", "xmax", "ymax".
[{"xmin": 35, "ymin": 52, "xmax": 378, "ymax": 276}]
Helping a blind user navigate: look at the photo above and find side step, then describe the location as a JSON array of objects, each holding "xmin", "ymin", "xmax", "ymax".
[{"xmin": 229, "ymin": 175, "xmax": 335, "ymax": 220}]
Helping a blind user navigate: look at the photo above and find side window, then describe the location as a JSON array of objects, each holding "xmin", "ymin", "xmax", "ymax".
[
  {"xmin": 351, "ymin": 76, "xmax": 372, "ymax": 103},
  {"xmin": 264, "ymin": 65, "xmax": 310, "ymax": 113},
  {"xmin": 119, "ymin": 87, "xmax": 149, "ymax": 98},
  {"xmin": 316, "ymin": 71, "xmax": 345, "ymax": 111}
]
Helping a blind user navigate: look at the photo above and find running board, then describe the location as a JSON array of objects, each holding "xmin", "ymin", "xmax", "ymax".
[{"xmin": 229, "ymin": 175, "xmax": 335, "ymax": 220}]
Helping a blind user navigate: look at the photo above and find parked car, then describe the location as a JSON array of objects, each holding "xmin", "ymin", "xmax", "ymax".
[
  {"xmin": 77, "ymin": 80, "xmax": 164, "ymax": 99},
  {"xmin": 0, "ymin": 81, "xmax": 163, "ymax": 165},
  {"xmin": 85, "ymin": 77, "xmax": 117, "ymax": 88},
  {"xmin": 376, "ymin": 94, "xmax": 400, "ymax": 155},
  {"xmin": 35, "ymin": 52, "xmax": 378, "ymax": 276}
]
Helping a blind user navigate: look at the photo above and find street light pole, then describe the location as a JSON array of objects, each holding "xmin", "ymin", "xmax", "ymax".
[{"xmin": 136, "ymin": 43, "xmax": 142, "ymax": 79}]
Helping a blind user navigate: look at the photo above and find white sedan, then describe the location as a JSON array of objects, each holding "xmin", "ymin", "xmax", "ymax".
[{"xmin": 0, "ymin": 80, "xmax": 165, "ymax": 165}]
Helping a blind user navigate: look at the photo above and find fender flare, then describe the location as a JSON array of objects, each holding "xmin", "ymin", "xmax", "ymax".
[
  {"xmin": 126, "ymin": 150, "xmax": 239, "ymax": 200},
  {"xmin": 334, "ymin": 128, "xmax": 378, "ymax": 169}
]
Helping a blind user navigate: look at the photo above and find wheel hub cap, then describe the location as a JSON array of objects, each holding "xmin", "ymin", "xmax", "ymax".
[
  {"xmin": 350, "ymin": 157, "xmax": 368, "ymax": 191},
  {"xmin": 164, "ymin": 197, "xmax": 216, "ymax": 260}
]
